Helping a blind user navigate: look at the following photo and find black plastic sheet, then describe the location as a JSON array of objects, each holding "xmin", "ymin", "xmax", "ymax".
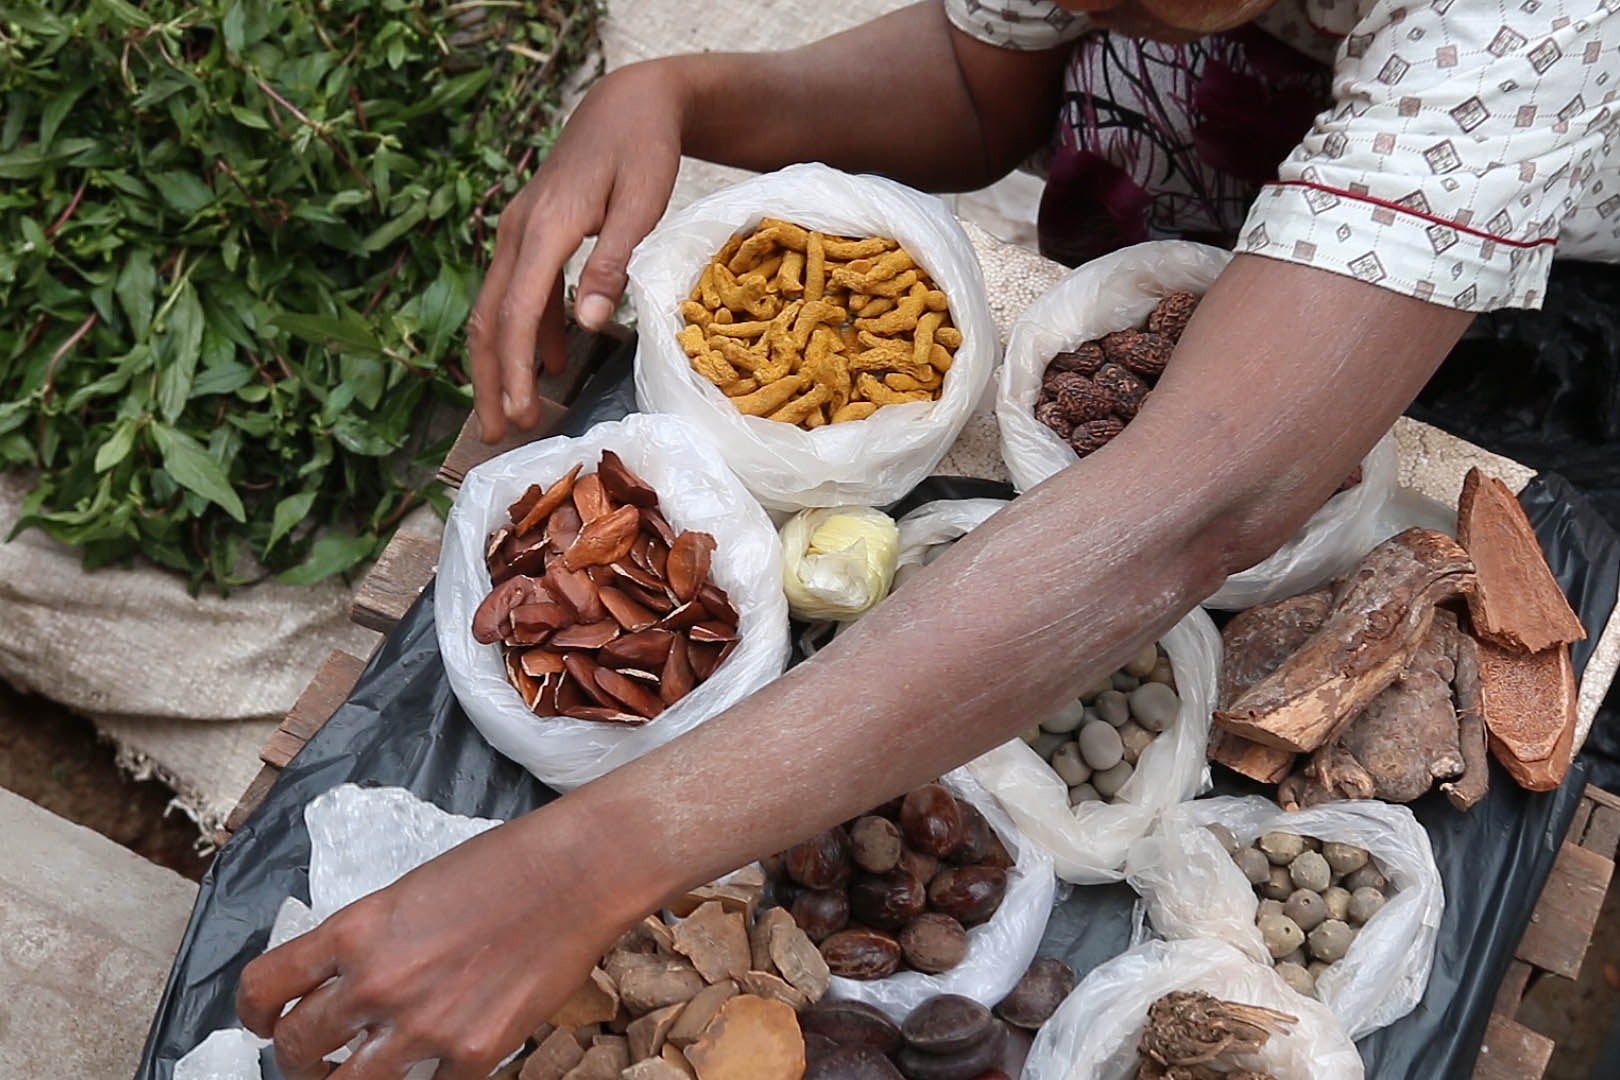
[{"xmin": 138, "ymin": 353, "xmax": 1620, "ymax": 1079}]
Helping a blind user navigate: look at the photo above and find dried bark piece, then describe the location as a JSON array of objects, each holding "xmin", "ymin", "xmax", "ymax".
[
  {"xmin": 605, "ymin": 948, "xmax": 668, "ymax": 987},
  {"xmin": 667, "ymin": 531, "xmax": 718, "ymax": 602},
  {"xmin": 1215, "ymin": 529, "xmax": 1474, "ymax": 753},
  {"xmin": 750, "ymin": 906, "xmax": 795, "ymax": 975},
  {"xmin": 624, "ymin": 1061, "xmax": 692, "ymax": 1080},
  {"xmin": 516, "ymin": 465, "xmax": 584, "ymax": 536},
  {"xmin": 628, "ymin": 1002, "xmax": 686, "ymax": 1061},
  {"xmin": 572, "ymin": 472, "xmax": 615, "ymax": 523},
  {"xmin": 769, "ymin": 923, "xmax": 831, "ymax": 1003},
  {"xmin": 618, "ymin": 960, "xmax": 708, "ymax": 1014},
  {"xmin": 564, "ymin": 505, "xmax": 642, "ymax": 571},
  {"xmin": 520, "ymin": 1027, "xmax": 587, "ymax": 1080},
  {"xmin": 549, "ymin": 968, "xmax": 620, "ymax": 1030},
  {"xmin": 560, "ymin": 1039, "xmax": 628, "ymax": 1080},
  {"xmin": 1480, "ymin": 638, "xmax": 1577, "ymax": 790},
  {"xmin": 660, "ymin": 1045, "xmax": 697, "ymax": 1077},
  {"xmin": 734, "ymin": 970, "xmax": 810, "ymax": 1010},
  {"xmin": 671, "ymin": 901, "xmax": 752, "ymax": 983},
  {"xmin": 685, "ymin": 995, "xmax": 806, "ymax": 1080},
  {"xmin": 1458, "ymin": 468, "xmax": 1585, "ymax": 653},
  {"xmin": 667, "ymin": 980, "xmax": 738, "ymax": 1049},
  {"xmin": 597, "ymin": 450, "xmax": 660, "ymax": 508},
  {"xmin": 1443, "ymin": 626, "xmax": 1491, "ymax": 811},
  {"xmin": 1208, "ymin": 590, "xmax": 1333, "ymax": 783}
]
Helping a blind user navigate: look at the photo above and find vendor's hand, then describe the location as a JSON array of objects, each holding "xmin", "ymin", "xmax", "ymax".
[
  {"xmin": 466, "ymin": 62, "xmax": 684, "ymax": 442},
  {"xmin": 237, "ymin": 810, "xmax": 648, "ymax": 1080}
]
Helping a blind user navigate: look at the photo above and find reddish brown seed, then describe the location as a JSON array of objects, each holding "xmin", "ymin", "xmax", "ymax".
[
  {"xmin": 698, "ymin": 582, "xmax": 739, "ymax": 626},
  {"xmin": 785, "ymin": 828, "xmax": 854, "ymax": 890},
  {"xmin": 532, "ymin": 672, "xmax": 560, "ymax": 716},
  {"xmin": 547, "ymin": 502, "xmax": 583, "ymax": 551},
  {"xmin": 510, "ymin": 602, "xmax": 573, "ymax": 634},
  {"xmin": 659, "ymin": 601, "xmax": 707, "ymax": 632},
  {"xmin": 584, "ymin": 564, "xmax": 617, "ymax": 588},
  {"xmin": 667, "ymin": 531, "xmax": 717, "ymax": 602},
  {"xmin": 595, "ymin": 666, "xmax": 665, "ymax": 719},
  {"xmin": 597, "ymin": 450, "xmax": 659, "ymax": 507},
  {"xmin": 571, "ymin": 472, "xmax": 614, "ymax": 523},
  {"xmin": 688, "ymin": 641, "xmax": 723, "ymax": 681},
  {"xmin": 927, "ymin": 866, "xmax": 1008, "ymax": 927},
  {"xmin": 505, "ymin": 649, "xmax": 540, "ymax": 704},
  {"xmin": 563, "ymin": 653, "xmax": 613, "ymax": 707},
  {"xmin": 660, "ymin": 634, "xmax": 696, "ymax": 705},
  {"xmin": 630, "ymin": 533, "xmax": 658, "ymax": 574},
  {"xmin": 900, "ymin": 784, "xmax": 965, "ymax": 858},
  {"xmin": 506, "ymin": 484, "xmax": 544, "ymax": 525},
  {"xmin": 601, "ymin": 628, "xmax": 677, "ymax": 669},
  {"xmin": 563, "ymin": 504, "xmax": 641, "ymax": 570},
  {"xmin": 473, "ymin": 575, "xmax": 549, "ymax": 644},
  {"xmin": 599, "ymin": 586, "xmax": 659, "ymax": 632},
  {"xmin": 647, "ymin": 537, "xmax": 670, "ymax": 579},
  {"xmin": 849, "ymin": 870, "xmax": 927, "ymax": 931},
  {"xmin": 898, "ymin": 913, "xmax": 967, "ymax": 974},
  {"xmin": 619, "ymin": 578, "xmax": 676, "ymax": 614},
  {"xmin": 639, "ymin": 507, "xmax": 677, "ymax": 546},
  {"xmin": 561, "ymin": 705, "xmax": 648, "ymax": 725},
  {"xmin": 689, "ymin": 620, "xmax": 739, "ymax": 644},
  {"xmin": 502, "ymin": 535, "xmax": 550, "ymax": 578},
  {"xmin": 516, "ymin": 464, "xmax": 582, "ymax": 536},
  {"xmin": 549, "ymin": 620, "xmax": 622, "ymax": 650},
  {"xmin": 790, "ymin": 890, "xmax": 851, "ymax": 943},
  {"xmin": 610, "ymin": 558, "xmax": 666, "ymax": 594},
  {"xmin": 946, "ymin": 803, "xmax": 994, "ymax": 866},
  {"xmin": 519, "ymin": 649, "xmax": 567, "ymax": 678},
  {"xmin": 544, "ymin": 567, "xmax": 606, "ymax": 623},
  {"xmin": 820, "ymin": 929, "xmax": 902, "ymax": 981}
]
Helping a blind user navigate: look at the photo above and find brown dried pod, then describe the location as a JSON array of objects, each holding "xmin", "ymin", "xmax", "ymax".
[
  {"xmin": 640, "ymin": 506, "xmax": 678, "ymax": 546},
  {"xmin": 502, "ymin": 535, "xmax": 551, "ymax": 579},
  {"xmin": 1054, "ymin": 378, "xmax": 1114, "ymax": 425},
  {"xmin": 1041, "ymin": 370, "xmax": 1090, "ymax": 400},
  {"xmin": 898, "ymin": 847, "xmax": 941, "ymax": 885},
  {"xmin": 473, "ymin": 575, "xmax": 549, "ymax": 644},
  {"xmin": 900, "ymin": 784, "xmax": 964, "ymax": 858},
  {"xmin": 1112, "ymin": 331, "xmax": 1173, "ymax": 380},
  {"xmin": 790, "ymin": 890, "xmax": 851, "ymax": 943},
  {"xmin": 547, "ymin": 502, "xmax": 583, "ymax": 552},
  {"xmin": 599, "ymin": 586, "xmax": 660, "ymax": 633},
  {"xmin": 563, "ymin": 504, "xmax": 641, "ymax": 570},
  {"xmin": 660, "ymin": 634, "xmax": 697, "ymax": 705},
  {"xmin": 519, "ymin": 648, "xmax": 567, "ymax": 678},
  {"xmin": 786, "ymin": 828, "xmax": 855, "ymax": 890},
  {"xmin": 544, "ymin": 567, "xmax": 606, "ymax": 623},
  {"xmin": 549, "ymin": 620, "xmax": 622, "ymax": 650},
  {"xmin": 688, "ymin": 641, "xmax": 724, "ymax": 681},
  {"xmin": 945, "ymin": 803, "xmax": 994, "ymax": 866},
  {"xmin": 820, "ymin": 929, "xmax": 902, "ymax": 981},
  {"xmin": 849, "ymin": 870, "xmax": 927, "ymax": 931},
  {"xmin": 667, "ymin": 530, "xmax": 718, "ymax": 602},
  {"xmin": 510, "ymin": 602, "xmax": 574, "ymax": 635},
  {"xmin": 516, "ymin": 464, "xmax": 583, "ymax": 536},
  {"xmin": 798, "ymin": 1000, "xmax": 903, "ymax": 1056},
  {"xmin": 698, "ymin": 582, "xmax": 739, "ymax": 626},
  {"xmin": 659, "ymin": 601, "xmax": 708, "ymax": 632},
  {"xmin": 597, "ymin": 450, "xmax": 659, "ymax": 507},
  {"xmin": 599, "ymin": 628, "xmax": 676, "ymax": 669},
  {"xmin": 610, "ymin": 558, "xmax": 667, "ymax": 594},
  {"xmin": 1070, "ymin": 417, "xmax": 1127, "ymax": 458},
  {"xmin": 620, "ymin": 577, "xmax": 677, "ymax": 614},
  {"xmin": 504, "ymin": 649, "xmax": 541, "ymax": 705},
  {"xmin": 995, "ymin": 956, "xmax": 1076, "ymax": 1029},
  {"xmin": 571, "ymin": 471, "xmax": 615, "ymax": 523},
  {"xmin": 850, "ymin": 816, "xmax": 903, "ymax": 874},
  {"xmin": 690, "ymin": 620, "xmax": 740, "ymax": 644},
  {"xmin": 1034, "ymin": 401, "xmax": 1073, "ymax": 441},
  {"xmin": 1047, "ymin": 342, "xmax": 1105, "ymax": 376},
  {"xmin": 1091, "ymin": 362, "xmax": 1149, "ymax": 419},
  {"xmin": 1146, "ymin": 290, "xmax": 1200, "ymax": 342},
  {"xmin": 899, "ymin": 913, "xmax": 968, "ymax": 974},
  {"xmin": 563, "ymin": 705, "xmax": 649, "ymax": 725},
  {"xmin": 927, "ymin": 866, "xmax": 1008, "ymax": 926},
  {"xmin": 506, "ymin": 484, "xmax": 543, "ymax": 525},
  {"xmin": 901, "ymin": 994, "xmax": 993, "ymax": 1055},
  {"xmin": 596, "ymin": 666, "xmax": 666, "ymax": 719}
]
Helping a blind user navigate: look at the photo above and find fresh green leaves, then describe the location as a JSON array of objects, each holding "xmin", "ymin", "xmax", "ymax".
[{"xmin": 1, "ymin": 0, "xmax": 602, "ymax": 589}]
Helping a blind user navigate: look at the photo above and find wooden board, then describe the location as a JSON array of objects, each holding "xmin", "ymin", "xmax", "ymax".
[
  {"xmin": 1474, "ymin": 1014, "xmax": 1556, "ymax": 1080},
  {"xmin": 259, "ymin": 650, "xmax": 370, "ymax": 769},
  {"xmin": 352, "ymin": 532, "xmax": 442, "ymax": 634},
  {"xmin": 1515, "ymin": 841, "xmax": 1615, "ymax": 979}
]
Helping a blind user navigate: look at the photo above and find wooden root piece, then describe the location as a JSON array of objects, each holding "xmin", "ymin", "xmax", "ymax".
[
  {"xmin": 1214, "ymin": 529, "xmax": 1474, "ymax": 753},
  {"xmin": 1479, "ymin": 639, "xmax": 1578, "ymax": 791},
  {"xmin": 1442, "ymin": 623, "xmax": 1491, "ymax": 810},
  {"xmin": 1457, "ymin": 467, "xmax": 1585, "ymax": 653},
  {"xmin": 1208, "ymin": 590, "xmax": 1332, "ymax": 782}
]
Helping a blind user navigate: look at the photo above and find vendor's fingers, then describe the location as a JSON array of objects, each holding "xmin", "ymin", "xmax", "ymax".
[
  {"xmin": 468, "ymin": 192, "xmax": 533, "ymax": 443},
  {"xmin": 237, "ymin": 933, "xmax": 340, "ymax": 1037},
  {"xmin": 271, "ymin": 980, "xmax": 356, "ymax": 1080},
  {"xmin": 537, "ymin": 278, "xmax": 568, "ymax": 378},
  {"xmin": 430, "ymin": 1055, "xmax": 509, "ymax": 1080},
  {"xmin": 574, "ymin": 171, "xmax": 667, "ymax": 333},
  {"xmin": 496, "ymin": 213, "xmax": 584, "ymax": 431}
]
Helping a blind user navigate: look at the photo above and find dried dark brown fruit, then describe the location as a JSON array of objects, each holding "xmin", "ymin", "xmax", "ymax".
[
  {"xmin": 1070, "ymin": 418, "xmax": 1126, "ymax": 457},
  {"xmin": 899, "ymin": 847, "xmax": 941, "ymax": 885},
  {"xmin": 786, "ymin": 828, "xmax": 855, "ymax": 890},
  {"xmin": 798, "ymin": 1000, "xmax": 903, "ymax": 1057},
  {"xmin": 927, "ymin": 866, "xmax": 1007, "ymax": 927},
  {"xmin": 978, "ymin": 832, "xmax": 1015, "ymax": 869},
  {"xmin": 1054, "ymin": 377, "xmax": 1114, "ymax": 425},
  {"xmin": 1034, "ymin": 401, "xmax": 1073, "ymax": 440},
  {"xmin": 1042, "ymin": 370, "xmax": 1091, "ymax": 401},
  {"xmin": 893, "ymin": 1021, "xmax": 1006, "ymax": 1080},
  {"xmin": 473, "ymin": 575, "xmax": 549, "ymax": 644},
  {"xmin": 667, "ymin": 530, "xmax": 718, "ymax": 602},
  {"xmin": 1047, "ymin": 343, "xmax": 1105, "ymax": 376},
  {"xmin": 599, "ymin": 586, "xmax": 660, "ymax": 633},
  {"xmin": 849, "ymin": 870, "xmax": 927, "ymax": 931},
  {"xmin": 900, "ymin": 784, "xmax": 964, "ymax": 858},
  {"xmin": 898, "ymin": 913, "xmax": 968, "ymax": 975},
  {"xmin": 850, "ymin": 816, "xmax": 903, "ymax": 874},
  {"xmin": 597, "ymin": 449, "xmax": 659, "ymax": 507},
  {"xmin": 1092, "ymin": 362, "xmax": 1149, "ymax": 419},
  {"xmin": 563, "ymin": 504, "xmax": 642, "ymax": 570},
  {"xmin": 1146, "ymin": 290, "xmax": 1200, "ymax": 342},
  {"xmin": 790, "ymin": 889, "xmax": 851, "ymax": 943},
  {"xmin": 995, "ymin": 957, "xmax": 1075, "ymax": 1029},
  {"xmin": 901, "ymin": 994, "xmax": 993, "ymax": 1055},
  {"xmin": 946, "ymin": 803, "xmax": 994, "ymax": 865},
  {"xmin": 820, "ymin": 928, "xmax": 902, "ymax": 980},
  {"xmin": 1111, "ymin": 331, "xmax": 1173, "ymax": 380}
]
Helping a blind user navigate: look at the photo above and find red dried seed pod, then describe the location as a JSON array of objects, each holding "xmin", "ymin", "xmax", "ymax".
[
  {"xmin": 1047, "ymin": 342, "xmax": 1105, "ymax": 376},
  {"xmin": 1054, "ymin": 378, "xmax": 1114, "ymax": 425},
  {"xmin": 1146, "ymin": 290, "xmax": 1200, "ymax": 342},
  {"xmin": 1041, "ymin": 370, "xmax": 1090, "ymax": 400},
  {"xmin": 1034, "ymin": 401, "xmax": 1073, "ymax": 440},
  {"xmin": 1112, "ymin": 332, "xmax": 1173, "ymax": 381},
  {"xmin": 1070, "ymin": 418, "xmax": 1126, "ymax": 457},
  {"xmin": 1091, "ymin": 362, "xmax": 1149, "ymax": 419}
]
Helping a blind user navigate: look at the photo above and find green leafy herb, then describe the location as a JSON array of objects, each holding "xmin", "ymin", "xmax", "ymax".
[{"xmin": 0, "ymin": 0, "xmax": 602, "ymax": 590}]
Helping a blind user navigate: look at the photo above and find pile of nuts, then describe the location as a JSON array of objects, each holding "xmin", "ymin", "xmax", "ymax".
[
  {"xmin": 1207, "ymin": 827, "xmax": 1392, "ymax": 1000},
  {"xmin": 1032, "ymin": 291, "xmax": 1198, "ymax": 458},
  {"xmin": 679, "ymin": 219, "xmax": 960, "ymax": 429},
  {"xmin": 765, "ymin": 783, "xmax": 1014, "ymax": 981},
  {"xmin": 799, "ymin": 957, "xmax": 1075, "ymax": 1080},
  {"xmin": 518, "ymin": 867, "xmax": 825, "ymax": 1080},
  {"xmin": 473, "ymin": 451, "xmax": 741, "ymax": 725},
  {"xmin": 1023, "ymin": 643, "xmax": 1180, "ymax": 805}
]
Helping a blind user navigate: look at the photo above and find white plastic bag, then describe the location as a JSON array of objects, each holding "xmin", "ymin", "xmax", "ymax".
[
  {"xmin": 825, "ymin": 769, "xmax": 1057, "ymax": 1021},
  {"xmin": 894, "ymin": 497, "xmax": 1008, "ymax": 566},
  {"xmin": 1124, "ymin": 795, "xmax": 1443, "ymax": 1039},
  {"xmin": 629, "ymin": 162, "xmax": 998, "ymax": 511},
  {"xmin": 993, "ymin": 240, "xmax": 1396, "ymax": 609},
  {"xmin": 966, "ymin": 607, "xmax": 1222, "ymax": 884},
  {"xmin": 1022, "ymin": 938, "xmax": 1365, "ymax": 1080},
  {"xmin": 435, "ymin": 413, "xmax": 791, "ymax": 790}
]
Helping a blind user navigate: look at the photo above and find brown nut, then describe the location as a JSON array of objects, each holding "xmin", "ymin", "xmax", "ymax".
[
  {"xmin": 563, "ymin": 504, "xmax": 641, "ymax": 571},
  {"xmin": 798, "ymin": 999, "xmax": 903, "ymax": 1056},
  {"xmin": 820, "ymin": 928, "xmax": 902, "ymax": 980},
  {"xmin": 898, "ymin": 913, "xmax": 967, "ymax": 974},
  {"xmin": 850, "ymin": 816, "xmax": 903, "ymax": 874},
  {"xmin": 901, "ymin": 994, "xmax": 993, "ymax": 1055},
  {"xmin": 898, "ymin": 847, "xmax": 941, "ymax": 885},
  {"xmin": 848, "ymin": 870, "xmax": 927, "ymax": 931},
  {"xmin": 804, "ymin": 1045, "xmax": 905, "ymax": 1080},
  {"xmin": 900, "ymin": 784, "xmax": 964, "ymax": 858},
  {"xmin": 596, "ymin": 449, "xmax": 658, "ymax": 507},
  {"xmin": 927, "ymin": 866, "xmax": 1007, "ymax": 927},
  {"xmin": 472, "ymin": 575, "xmax": 548, "ymax": 644},
  {"xmin": 945, "ymin": 803, "xmax": 994, "ymax": 865},
  {"xmin": 513, "ymin": 463, "xmax": 582, "ymax": 535},
  {"xmin": 785, "ymin": 828, "xmax": 855, "ymax": 890},
  {"xmin": 667, "ymin": 530, "xmax": 717, "ymax": 602},
  {"xmin": 994, "ymin": 957, "xmax": 1075, "ymax": 1029},
  {"xmin": 893, "ymin": 1020, "xmax": 1006, "ymax": 1080},
  {"xmin": 790, "ymin": 890, "xmax": 851, "ymax": 944}
]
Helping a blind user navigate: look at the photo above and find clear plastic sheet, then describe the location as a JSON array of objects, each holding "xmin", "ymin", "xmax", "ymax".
[{"xmin": 629, "ymin": 163, "xmax": 999, "ymax": 511}]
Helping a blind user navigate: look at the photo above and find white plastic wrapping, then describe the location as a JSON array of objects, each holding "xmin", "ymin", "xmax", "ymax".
[
  {"xmin": 1022, "ymin": 938, "xmax": 1365, "ymax": 1080},
  {"xmin": 993, "ymin": 240, "xmax": 1396, "ymax": 610},
  {"xmin": 965, "ymin": 607, "xmax": 1222, "ymax": 884},
  {"xmin": 894, "ymin": 498, "xmax": 1008, "ymax": 567},
  {"xmin": 629, "ymin": 162, "xmax": 999, "ymax": 511},
  {"xmin": 824, "ymin": 769, "xmax": 1057, "ymax": 1021},
  {"xmin": 779, "ymin": 505, "xmax": 900, "ymax": 621},
  {"xmin": 435, "ymin": 413, "xmax": 791, "ymax": 791},
  {"xmin": 1124, "ymin": 795, "xmax": 1443, "ymax": 1040}
]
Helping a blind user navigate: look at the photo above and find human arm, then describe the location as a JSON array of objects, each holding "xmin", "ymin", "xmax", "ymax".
[
  {"xmin": 239, "ymin": 253, "xmax": 1472, "ymax": 1079},
  {"xmin": 465, "ymin": 1, "xmax": 1067, "ymax": 441}
]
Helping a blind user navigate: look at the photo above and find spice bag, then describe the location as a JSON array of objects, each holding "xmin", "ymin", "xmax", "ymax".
[
  {"xmin": 1022, "ymin": 938, "xmax": 1365, "ymax": 1080},
  {"xmin": 629, "ymin": 163, "xmax": 998, "ymax": 511},
  {"xmin": 1124, "ymin": 795, "xmax": 1443, "ymax": 1039},
  {"xmin": 993, "ymin": 240, "xmax": 1396, "ymax": 609},
  {"xmin": 965, "ymin": 606, "xmax": 1221, "ymax": 884},
  {"xmin": 825, "ymin": 769, "xmax": 1057, "ymax": 1021},
  {"xmin": 436, "ymin": 413, "xmax": 791, "ymax": 790}
]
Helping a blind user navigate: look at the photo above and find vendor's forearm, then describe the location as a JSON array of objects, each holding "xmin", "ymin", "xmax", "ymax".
[
  {"xmin": 661, "ymin": 2, "xmax": 1065, "ymax": 192},
  {"xmin": 541, "ymin": 255, "xmax": 1472, "ymax": 925}
]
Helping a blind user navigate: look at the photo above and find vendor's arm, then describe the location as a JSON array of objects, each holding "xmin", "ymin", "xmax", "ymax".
[
  {"xmin": 239, "ymin": 254, "xmax": 1470, "ymax": 1079},
  {"xmin": 465, "ymin": 1, "xmax": 1066, "ymax": 440}
]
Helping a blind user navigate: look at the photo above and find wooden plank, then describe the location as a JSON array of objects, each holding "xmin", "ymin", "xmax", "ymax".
[
  {"xmin": 260, "ymin": 650, "xmax": 369, "ymax": 767},
  {"xmin": 1583, "ymin": 803, "xmax": 1620, "ymax": 859},
  {"xmin": 352, "ymin": 532, "xmax": 442, "ymax": 633},
  {"xmin": 222, "ymin": 764, "xmax": 280, "ymax": 837},
  {"xmin": 1567, "ymin": 798, "xmax": 1595, "ymax": 849},
  {"xmin": 1472, "ymin": 1012, "xmax": 1555, "ymax": 1080},
  {"xmin": 1492, "ymin": 960, "xmax": 1534, "ymax": 1017},
  {"xmin": 1515, "ymin": 841, "xmax": 1615, "ymax": 979}
]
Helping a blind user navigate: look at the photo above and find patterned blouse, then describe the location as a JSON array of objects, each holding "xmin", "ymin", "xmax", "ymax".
[{"xmin": 945, "ymin": 0, "xmax": 1620, "ymax": 312}]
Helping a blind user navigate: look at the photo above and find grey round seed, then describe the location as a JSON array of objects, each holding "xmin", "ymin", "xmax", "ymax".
[
  {"xmin": 1078, "ymin": 720, "xmax": 1125, "ymax": 771},
  {"xmin": 1257, "ymin": 899, "xmax": 1285, "ymax": 921},
  {"xmin": 1234, "ymin": 848, "xmax": 1271, "ymax": 885},
  {"xmin": 1289, "ymin": 851, "xmax": 1332, "ymax": 893},
  {"xmin": 1118, "ymin": 721, "xmax": 1155, "ymax": 765},
  {"xmin": 1051, "ymin": 741, "xmax": 1092, "ymax": 787},
  {"xmin": 1348, "ymin": 887, "xmax": 1387, "ymax": 925},
  {"xmin": 1040, "ymin": 699, "xmax": 1087, "ymax": 735},
  {"xmin": 1308, "ymin": 919, "xmax": 1355, "ymax": 963},
  {"xmin": 1322, "ymin": 842, "xmax": 1369, "ymax": 877},
  {"xmin": 1068, "ymin": 783, "xmax": 1101, "ymax": 807},
  {"xmin": 1093, "ymin": 691, "xmax": 1130, "ymax": 727},
  {"xmin": 1124, "ymin": 643, "xmax": 1159, "ymax": 678},
  {"xmin": 1091, "ymin": 760, "xmax": 1134, "ymax": 799},
  {"xmin": 1127, "ymin": 682, "xmax": 1180, "ymax": 732},
  {"xmin": 1110, "ymin": 671, "xmax": 1140, "ymax": 693},
  {"xmin": 1343, "ymin": 864, "xmax": 1388, "ymax": 893},
  {"xmin": 1258, "ymin": 914, "xmax": 1305, "ymax": 959},
  {"xmin": 1259, "ymin": 832, "xmax": 1309, "ymax": 865},
  {"xmin": 1204, "ymin": 823, "xmax": 1240, "ymax": 855},
  {"xmin": 1261, "ymin": 865, "xmax": 1294, "ymax": 901},
  {"xmin": 1275, "ymin": 961, "xmax": 1316, "ymax": 998},
  {"xmin": 1032, "ymin": 731, "xmax": 1069, "ymax": 762},
  {"xmin": 1322, "ymin": 886, "xmax": 1351, "ymax": 922},
  {"xmin": 1284, "ymin": 889, "xmax": 1327, "ymax": 932}
]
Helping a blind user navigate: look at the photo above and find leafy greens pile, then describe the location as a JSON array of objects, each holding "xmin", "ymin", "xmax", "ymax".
[{"xmin": 0, "ymin": 0, "xmax": 599, "ymax": 588}]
